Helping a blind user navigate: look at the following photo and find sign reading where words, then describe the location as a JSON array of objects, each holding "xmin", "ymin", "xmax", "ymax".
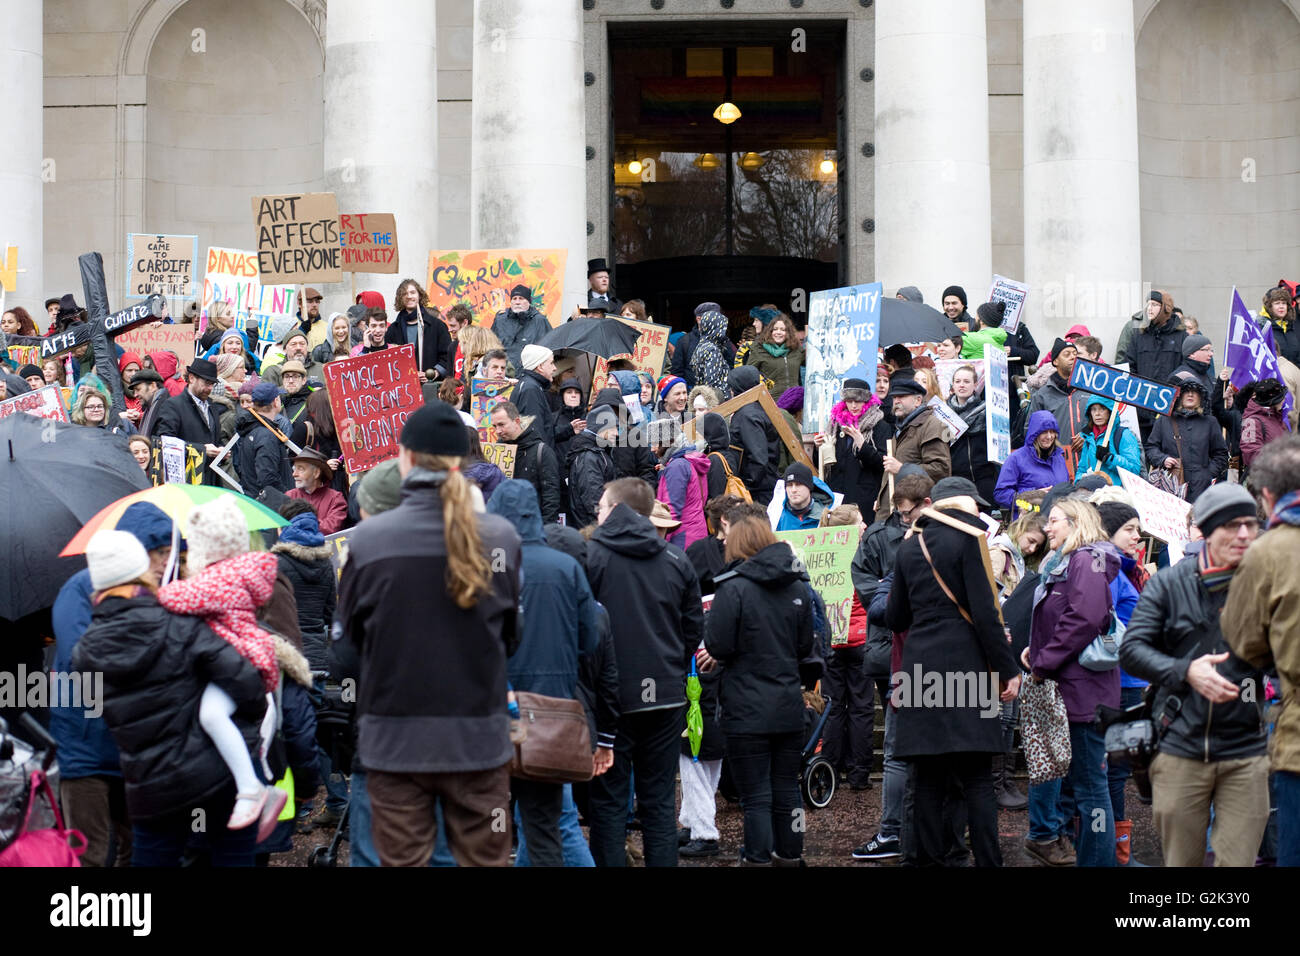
[
  {"xmin": 427, "ymin": 249, "xmax": 568, "ymax": 328},
  {"xmin": 252, "ymin": 192, "xmax": 343, "ymax": 285},
  {"xmin": 481, "ymin": 442, "xmax": 517, "ymax": 477},
  {"xmin": 339, "ymin": 213, "xmax": 399, "ymax": 273},
  {"xmin": 1069, "ymin": 358, "xmax": 1176, "ymax": 417},
  {"xmin": 324, "ymin": 344, "xmax": 424, "ymax": 473},
  {"xmin": 804, "ymin": 282, "xmax": 882, "ymax": 436},
  {"xmin": 775, "ymin": 525, "xmax": 861, "ymax": 647},
  {"xmin": 126, "ymin": 234, "xmax": 197, "ymax": 299},
  {"xmin": 0, "ymin": 384, "xmax": 69, "ymax": 423}
]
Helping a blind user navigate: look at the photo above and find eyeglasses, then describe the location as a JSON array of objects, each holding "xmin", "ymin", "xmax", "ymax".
[
  {"xmin": 896, "ymin": 503, "xmax": 923, "ymax": 520},
  {"xmin": 1222, "ymin": 518, "xmax": 1259, "ymax": 534}
]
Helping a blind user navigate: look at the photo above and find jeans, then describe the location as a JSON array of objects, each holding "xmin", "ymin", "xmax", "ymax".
[
  {"xmin": 514, "ymin": 783, "xmax": 595, "ymax": 867},
  {"xmin": 822, "ymin": 645, "xmax": 874, "ymax": 787},
  {"xmin": 1027, "ymin": 777, "xmax": 1068, "ymax": 843},
  {"xmin": 1065, "ymin": 722, "xmax": 1115, "ymax": 867},
  {"xmin": 1276, "ymin": 770, "xmax": 1300, "ymax": 867},
  {"xmin": 879, "ymin": 702, "xmax": 906, "ymax": 841},
  {"xmin": 725, "ymin": 730, "xmax": 804, "ymax": 863},
  {"xmin": 510, "ymin": 777, "xmax": 564, "ymax": 867},
  {"xmin": 348, "ymin": 769, "xmax": 455, "ymax": 867},
  {"xmin": 131, "ymin": 793, "xmax": 256, "ymax": 867},
  {"xmin": 910, "ymin": 752, "xmax": 1000, "ymax": 867},
  {"xmin": 1106, "ymin": 685, "xmax": 1145, "ymax": 821},
  {"xmin": 588, "ymin": 705, "xmax": 685, "ymax": 867},
  {"xmin": 310, "ymin": 677, "xmax": 349, "ymax": 814}
]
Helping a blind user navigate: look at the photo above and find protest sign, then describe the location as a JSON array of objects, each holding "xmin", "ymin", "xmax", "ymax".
[
  {"xmin": 589, "ymin": 316, "xmax": 671, "ymax": 403},
  {"xmin": 775, "ymin": 525, "xmax": 861, "ymax": 647},
  {"xmin": 804, "ymin": 282, "xmax": 882, "ymax": 436},
  {"xmin": 1069, "ymin": 358, "xmax": 1176, "ymax": 417},
  {"xmin": 113, "ymin": 322, "xmax": 198, "ymax": 363},
  {"xmin": 28, "ymin": 296, "xmax": 166, "ymax": 361},
  {"xmin": 481, "ymin": 441, "xmax": 517, "ymax": 477},
  {"xmin": 252, "ymin": 192, "xmax": 343, "ymax": 285},
  {"xmin": 200, "ymin": 246, "xmax": 296, "ymax": 331},
  {"xmin": 427, "ymin": 249, "xmax": 568, "ymax": 328},
  {"xmin": 125, "ymin": 234, "xmax": 197, "ymax": 299},
  {"xmin": 324, "ymin": 345, "xmax": 424, "ymax": 473},
  {"xmin": 1119, "ymin": 470, "xmax": 1191, "ymax": 554},
  {"xmin": 987, "ymin": 275, "xmax": 1028, "ymax": 334},
  {"xmin": 324, "ymin": 529, "xmax": 351, "ymax": 583},
  {"xmin": 4, "ymin": 342, "xmax": 42, "ymax": 369},
  {"xmin": 0, "ymin": 244, "xmax": 17, "ymax": 294},
  {"xmin": 929, "ymin": 396, "xmax": 968, "ymax": 442},
  {"xmin": 1226, "ymin": 287, "xmax": 1294, "ymax": 423},
  {"xmin": 470, "ymin": 377, "xmax": 514, "ymax": 443},
  {"xmin": 0, "ymin": 384, "xmax": 69, "ymax": 423},
  {"xmin": 932, "ymin": 359, "xmax": 986, "ymax": 400},
  {"xmin": 984, "ymin": 344, "xmax": 1011, "ymax": 464},
  {"xmin": 339, "ymin": 213, "xmax": 398, "ymax": 273}
]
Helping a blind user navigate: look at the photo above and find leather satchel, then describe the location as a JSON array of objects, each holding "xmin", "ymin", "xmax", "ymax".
[{"xmin": 508, "ymin": 692, "xmax": 593, "ymax": 784}]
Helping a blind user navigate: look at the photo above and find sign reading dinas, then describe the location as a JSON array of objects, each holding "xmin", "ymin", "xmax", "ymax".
[{"xmin": 1068, "ymin": 358, "xmax": 1177, "ymax": 417}]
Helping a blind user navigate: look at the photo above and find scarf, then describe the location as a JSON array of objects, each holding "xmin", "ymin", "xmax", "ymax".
[
  {"xmin": 762, "ymin": 342, "xmax": 790, "ymax": 358},
  {"xmin": 1268, "ymin": 489, "xmax": 1300, "ymax": 529},
  {"xmin": 1197, "ymin": 548, "xmax": 1237, "ymax": 595},
  {"xmin": 829, "ymin": 396, "xmax": 882, "ymax": 429}
]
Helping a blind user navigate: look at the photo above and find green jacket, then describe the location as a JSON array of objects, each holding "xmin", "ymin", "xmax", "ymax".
[
  {"xmin": 961, "ymin": 326, "xmax": 1007, "ymax": 360},
  {"xmin": 747, "ymin": 343, "xmax": 804, "ymax": 400}
]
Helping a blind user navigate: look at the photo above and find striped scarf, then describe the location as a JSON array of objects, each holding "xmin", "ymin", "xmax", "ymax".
[
  {"xmin": 1197, "ymin": 549, "xmax": 1237, "ymax": 595},
  {"xmin": 1268, "ymin": 489, "xmax": 1300, "ymax": 530}
]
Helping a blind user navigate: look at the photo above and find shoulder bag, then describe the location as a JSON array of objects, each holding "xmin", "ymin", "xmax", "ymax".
[
  {"xmin": 508, "ymin": 691, "xmax": 593, "ymax": 784},
  {"xmin": 1146, "ymin": 418, "xmax": 1187, "ymax": 499}
]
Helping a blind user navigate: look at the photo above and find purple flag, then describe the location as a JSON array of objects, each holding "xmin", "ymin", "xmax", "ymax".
[{"xmin": 1225, "ymin": 287, "xmax": 1293, "ymax": 428}]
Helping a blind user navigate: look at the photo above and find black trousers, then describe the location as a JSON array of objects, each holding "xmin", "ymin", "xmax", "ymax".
[
  {"xmin": 511, "ymin": 777, "xmax": 564, "ymax": 867},
  {"xmin": 910, "ymin": 753, "xmax": 1000, "ymax": 867},
  {"xmin": 726, "ymin": 730, "xmax": 804, "ymax": 863},
  {"xmin": 588, "ymin": 705, "xmax": 684, "ymax": 867},
  {"xmin": 821, "ymin": 645, "xmax": 874, "ymax": 787}
]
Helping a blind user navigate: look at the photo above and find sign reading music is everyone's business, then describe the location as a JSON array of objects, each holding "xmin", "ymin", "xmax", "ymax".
[
  {"xmin": 324, "ymin": 345, "xmax": 424, "ymax": 474},
  {"xmin": 1069, "ymin": 358, "xmax": 1177, "ymax": 417}
]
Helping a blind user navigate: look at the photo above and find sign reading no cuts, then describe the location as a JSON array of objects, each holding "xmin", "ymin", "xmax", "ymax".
[{"xmin": 1069, "ymin": 358, "xmax": 1177, "ymax": 416}]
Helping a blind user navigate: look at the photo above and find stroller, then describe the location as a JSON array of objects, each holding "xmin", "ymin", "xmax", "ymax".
[
  {"xmin": 800, "ymin": 693, "xmax": 836, "ymax": 809},
  {"xmin": 0, "ymin": 714, "xmax": 84, "ymax": 866},
  {"xmin": 307, "ymin": 680, "xmax": 356, "ymax": 868}
]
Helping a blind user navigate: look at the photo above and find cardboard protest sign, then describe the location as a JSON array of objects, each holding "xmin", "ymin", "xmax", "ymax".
[
  {"xmin": 323, "ymin": 345, "xmax": 424, "ymax": 473},
  {"xmin": 426, "ymin": 249, "xmax": 568, "ymax": 328},
  {"xmin": 339, "ymin": 213, "xmax": 398, "ymax": 273},
  {"xmin": 987, "ymin": 275, "xmax": 1028, "ymax": 334},
  {"xmin": 1226, "ymin": 287, "xmax": 1294, "ymax": 422},
  {"xmin": 932, "ymin": 359, "xmax": 986, "ymax": 400},
  {"xmin": 126, "ymin": 234, "xmax": 197, "ymax": 299},
  {"xmin": 589, "ymin": 316, "xmax": 671, "ymax": 403},
  {"xmin": 804, "ymin": 282, "xmax": 882, "ymax": 436},
  {"xmin": 324, "ymin": 529, "xmax": 351, "ymax": 582},
  {"xmin": 470, "ymin": 377, "xmax": 514, "ymax": 443},
  {"xmin": 0, "ymin": 384, "xmax": 69, "ymax": 423},
  {"xmin": 1119, "ymin": 470, "xmax": 1191, "ymax": 555},
  {"xmin": 1069, "ymin": 358, "xmax": 1176, "ymax": 417},
  {"xmin": 929, "ymin": 396, "xmax": 969, "ymax": 442},
  {"xmin": 984, "ymin": 344, "xmax": 1011, "ymax": 464},
  {"xmin": 113, "ymin": 322, "xmax": 198, "ymax": 363},
  {"xmin": 775, "ymin": 525, "xmax": 861, "ymax": 647},
  {"xmin": 682, "ymin": 384, "xmax": 813, "ymax": 470},
  {"xmin": 0, "ymin": 245, "xmax": 17, "ymax": 293},
  {"xmin": 201, "ymin": 246, "xmax": 297, "ymax": 331},
  {"xmin": 481, "ymin": 441, "xmax": 517, "ymax": 477},
  {"xmin": 252, "ymin": 192, "xmax": 343, "ymax": 285}
]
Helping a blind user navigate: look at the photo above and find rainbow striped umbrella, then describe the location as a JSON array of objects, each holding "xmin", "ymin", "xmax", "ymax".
[{"xmin": 61, "ymin": 484, "xmax": 289, "ymax": 556}]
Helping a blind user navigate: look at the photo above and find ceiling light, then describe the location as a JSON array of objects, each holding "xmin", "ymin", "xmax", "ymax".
[
  {"xmin": 738, "ymin": 151, "xmax": 766, "ymax": 171},
  {"xmin": 712, "ymin": 101, "xmax": 742, "ymax": 124},
  {"xmin": 693, "ymin": 152, "xmax": 722, "ymax": 170},
  {"xmin": 628, "ymin": 159, "xmax": 643, "ymax": 175},
  {"xmin": 819, "ymin": 158, "xmax": 835, "ymax": 175}
]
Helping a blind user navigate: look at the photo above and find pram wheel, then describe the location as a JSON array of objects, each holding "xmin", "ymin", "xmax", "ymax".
[
  {"xmin": 802, "ymin": 756, "xmax": 836, "ymax": 809},
  {"xmin": 308, "ymin": 845, "xmax": 337, "ymax": 868}
]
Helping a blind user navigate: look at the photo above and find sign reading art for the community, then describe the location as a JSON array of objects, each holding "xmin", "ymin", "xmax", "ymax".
[
  {"xmin": 113, "ymin": 322, "xmax": 199, "ymax": 363},
  {"xmin": 427, "ymin": 249, "xmax": 567, "ymax": 328},
  {"xmin": 252, "ymin": 192, "xmax": 343, "ymax": 285},
  {"xmin": 324, "ymin": 345, "xmax": 424, "ymax": 474},
  {"xmin": 0, "ymin": 384, "xmax": 69, "ymax": 423},
  {"xmin": 125, "ymin": 234, "xmax": 198, "ymax": 299},
  {"xmin": 1069, "ymin": 358, "xmax": 1177, "ymax": 417},
  {"xmin": 589, "ymin": 316, "xmax": 672, "ymax": 403},
  {"xmin": 775, "ymin": 525, "xmax": 861, "ymax": 647},
  {"xmin": 481, "ymin": 442, "xmax": 517, "ymax": 478},
  {"xmin": 339, "ymin": 213, "xmax": 398, "ymax": 273},
  {"xmin": 804, "ymin": 282, "xmax": 882, "ymax": 436},
  {"xmin": 201, "ymin": 246, "xmax": 297, "ymax": 331}
]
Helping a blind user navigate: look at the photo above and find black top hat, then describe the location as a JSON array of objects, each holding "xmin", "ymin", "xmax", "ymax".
[
  {"xmin": 587, "ymin": 258, "xmax": 610, "ymax": 276},
  {"xmin": 56, "ymin": 293, "xmax": 84, "ymax": 318}
]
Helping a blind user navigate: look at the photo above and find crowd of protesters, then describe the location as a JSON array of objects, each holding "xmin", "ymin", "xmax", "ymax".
[{"xmin": 3, "ymin": 268, "xmax": 1299, "ymax": 870}]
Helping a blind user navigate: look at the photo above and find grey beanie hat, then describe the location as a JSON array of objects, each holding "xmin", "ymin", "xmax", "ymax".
[{"xmin": 1192, "ymin": 483, "xmax": 1257, "ymax": 537}]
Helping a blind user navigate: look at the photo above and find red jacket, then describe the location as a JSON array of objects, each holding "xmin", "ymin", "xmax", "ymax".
[
  {"xmin": 1241, "ymin": 398, "xmax": 1287, "ymax": 468},
  {"xmin": 287, "ymin": 484, "xmax": 349, "ymax": 535}
]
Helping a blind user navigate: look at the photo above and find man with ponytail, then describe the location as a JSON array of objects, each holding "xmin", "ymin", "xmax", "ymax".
[{"xmin": 335, "ymin": 402, "xmax": 523, "ymax": 866}]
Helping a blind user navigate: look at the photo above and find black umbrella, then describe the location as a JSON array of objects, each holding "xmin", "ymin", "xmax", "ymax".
[
  {"xmin": 879, "ymin": 298, "xmax": 962, "ymax": 346},
  {"xmin": 0, "ymin": 414, "xmax": 151, "ymax": 620},
  {"xmin": 536, "ymin": 317, "xmax": 642, "ymax": 360}
]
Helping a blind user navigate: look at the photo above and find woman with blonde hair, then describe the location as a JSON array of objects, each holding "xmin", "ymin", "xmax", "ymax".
[
  {"xmin": 458, "ymin": 325, "xmax": 505, "ymax": 380},
  {"xmin": 312, "ymin": 312, "xmax": 354, "ymax": 364},
  {"xmin": 688, "ymin": 384, "xmax": 722, "ymax": 418}
]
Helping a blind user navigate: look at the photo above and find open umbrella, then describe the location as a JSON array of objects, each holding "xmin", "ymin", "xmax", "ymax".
[
  {"xmin": 61, "ymin": 484, "xmax": 289, "ymax": 556},
  {"xmin": 536, "ymin": 317, "xmax": 641, "ymax": 360},
  {"xmin": 879, "ymin": 298, "xmax": 961, "ymax": 346},
  {"xmin": 0, "ymin": 415, "xmax": 151, "ymax": 620}
]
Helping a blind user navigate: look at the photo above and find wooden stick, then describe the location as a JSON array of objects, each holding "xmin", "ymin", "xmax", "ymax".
[{"xmin": 886, "ymin": 438, "xmax": 896, "ymax": 510}]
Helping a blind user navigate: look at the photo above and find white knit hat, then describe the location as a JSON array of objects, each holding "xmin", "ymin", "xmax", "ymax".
[
  {"xmin": 86, "ymin": 529, "xmax": 151, "ymax": 590},
  {"xmin": 521, "ymin": 344, "xmax": 553, "ymax": 371},
  {"xmin": 184, "ymin": 495, "xmax": 250, "ymax": 574}
]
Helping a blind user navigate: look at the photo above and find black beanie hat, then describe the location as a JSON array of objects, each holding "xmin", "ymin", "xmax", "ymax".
[
  {"xmin": 1050, "ymin": 337, "xmax": 1075, "ymax": 363},
  {"xmin": 942, "ymin": 285, "xmax": 967, "ymax": 308},
  {"xmin": 976, "ymin": 300, "xmax": 1007, "ymax": 328},
  {"xmin": 17, "ymin": 364, "xmax": 42, "ymax": 379},
  {"xmin": 400, "ymin": 402, "xmax": 470, "ymax": 457},
  {"xmin": 1253, "ymin": 379, "xmax": 1286, "ymax": 407},
  {"xmin": 509, "ymin": 284, "xmax": 532, "ymax": 301},
  {"xmin": 1097, "ymin": 502, "xmax": 1140, "ymax": 540}
]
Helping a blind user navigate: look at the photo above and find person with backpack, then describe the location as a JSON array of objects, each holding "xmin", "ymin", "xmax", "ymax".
[{"xmin": 698, "ymin": 412, "xmax": 747, "ymax": 502}]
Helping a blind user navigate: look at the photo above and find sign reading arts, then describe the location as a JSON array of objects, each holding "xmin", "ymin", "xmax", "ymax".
[
  {"xmin": 252, "ymin": 192, "xmax": 343, "ymax": 285},
  {"xmin": 126, "ymin": 234, "xmax": 198, "ymax": 299},
  {"xmin": 775, "ymin": 525, "xmax": 861, "ymax": 647},
  {"xmin": 324, "ymin": 344, "xmax": 424, "ymax": 474},
  {"xmin": 1069, "ymin": 358, "xmax": 1177, "ymax": 417}
]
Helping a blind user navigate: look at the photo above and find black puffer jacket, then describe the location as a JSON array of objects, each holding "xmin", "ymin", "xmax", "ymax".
[
  {"xmin": 510, "ymin": 370, "xmax": 557, "ymax": 450},
  {"xmin": 704, "ymin": 542, "xmax": 814, "ymax": 736},
  {"xmin": 1119, "ymin": 556, "xmax": 1267, "ymax": 763},
  {"xmin": 71, "ymin": 591, "xmax": 265, "ymax": 822},
  {"xmin": 726, "ymin": 366, "xmax": 779, "ymax": 505},
  {"xmin": 510, "ymin": 421, "xmax": 562, "ymax": 524},
  {"xmin": 1129, "ymin": 316, "xmax": 1188, "ymax": 430},
  {"xmin": 273, "ymin": 540, "xmax": 337, "ymax": 673},
  {"xmin": 1144, "ymin": 380, "xmax": 1228, "ymax": 500}
]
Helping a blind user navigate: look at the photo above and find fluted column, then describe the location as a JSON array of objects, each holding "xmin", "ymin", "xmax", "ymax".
[{"xmin": 0, "ymin": 0, "xmax": 43, "ymax": 314}]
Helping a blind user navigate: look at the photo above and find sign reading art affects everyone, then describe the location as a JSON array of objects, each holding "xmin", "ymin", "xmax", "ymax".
[
  {"xmin": 804, "ymin": 282, "xmax": 882, "ymax": 436},
  {"xmin": 339, "ymin": 213, "xmax": 399, "ymax": 273},
  {"xmin": 775, "ymin": 525, "xmax": 861, "ymax": 647},
  {"xmin": 426, "ymin": 249, "xmax": 568, "ymax": 328},
  {"xmin": 125, "ymin": 234, "xmax": 198, "ymax": 299},
  {"xmin": 0, "ymin": 384, "xmax": 69, "ymax": 423},
  {"xmin": 252, "ymin": 192, "xmax": 343, "ymax": 285},
  {"xmin": 1069, "ymin": 358, "xmax": 1176, "ymax": 417},
  {"xmin": 324, "ymin": 345, "xmax": 424, "ymax": 474}
]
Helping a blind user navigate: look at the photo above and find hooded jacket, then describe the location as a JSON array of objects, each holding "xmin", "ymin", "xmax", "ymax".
[
  {"xmin": 727, "ymin": 365, "xmax": 780, "ymax": 505},
  {"xmin": 994, "ymin": 410, "xmax": 1071, "ymax": 514},
  {"xmin": 1027, "ymin": 370, "xmax": 1076, "ymax": 444},
  {"xmin": 960, "ymin": 325, "xmax": 1007, "ymax": 360},
  {"xmin": 335, "ymin": 468, "xmax": 522, "ymax": 773},
  {"xmin": 566, "ymin": 429, "xmax": 615, "ymax": 530},
  {"xmin": 147, "ymin": 350, "xmax": 186, "ymax": 397},
  {"xmin": 272, "ymin": 515, "xmax": 337, "ymax": 673},
  {"xmin": 691, "ymin": 311, "xmax": 735, "ymax": 397},
  {"xmin": 71, "ymin": 589, "xmax": 266, "ymax": 822},
  {"xmin": 775, "ymin": 475, "xmax": 835, "ymax": 531},
  {"xmin": 1075, "ymin": 394, "xmax": 1144, "ymax": 487},
  {"xmin": 234, "ymin": 407, "xmax": 294, "ymax": 500},
  {"xmin": 1145, "ymin": 379, "xmax": 1228, "ymax": 500},
  {"xmin": 1239, "ymin": 397, "xmax": 1287, "ymax": 469},
  {"xmin": 657, "ymin": 442, "xmax": 712, "ymax": 550},
  {"xmin": 705, "ymin": 541, "xmax": 815, "ymax": 736},
  {"xmin": 487, "ymin": 481, "xmax": 599, "ymax": 700},
  {"xmin": 1259, "ymin": 292, "xmax": 1300, "ymax": 367},
  {"xmin": 699, "ymin": 412, "xmax": 741, "ymax": 500},
  {"xmin": 492, "ymin": 305, "xmax": 552, "ymax": 373},
  {"xmin": 510, "ymin": 368, "xmax": 557, "ymax": 450},
  {"xmin": 508, "ymin": 417, "xmax": 562, "ymax": 524},
  {"xmin": 586, "ymin": 503, "xmax": 704, "ymax": 715}
]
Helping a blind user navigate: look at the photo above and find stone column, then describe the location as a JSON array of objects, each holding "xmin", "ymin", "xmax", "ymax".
[
  {"xmin": 1023, "ymin": 1, "xmax": 1141, "ymax": 350},
  {"xmin": 874, "ymin": 0, "xmax": 992, "ymax": 305},
  {"xmin": 471, "ymin": 0, "xmax": 587, "ymax": 322},
  {"xmin": 0, "ymin": 1, "xmax": 42, "ymax": 315},
  {"xmin": 324, "ymin": 0, "xmax": 438, "ymax": 301}
]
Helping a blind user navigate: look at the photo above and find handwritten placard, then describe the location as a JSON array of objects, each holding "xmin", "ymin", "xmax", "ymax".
[
  {"xmin": 323, "ymin": 529, "xmax": 351, "ymax": 582},
  {"xmin": 113, "ymin": 322, "xmax": 198, "ymax": 363},
  {"xmin": 984, "ymin": 344, "xmax": 1011, "ymax": 464},
  {"xmin": 252, "ymin": 192, "xmax": 343, "ymax": 285},
  {"xmin": 323, "ymin": 344, "xmax": 424, "ymax": 473},
  {"xmin": 774, "ymin": 525, "xmax": 861, "ymax": 647},
  {"xmin": 339, "ymin": 213, "xmax": 398, "ymax": 273},
  {"xmin": 1119, "ymin": 469, "xmax": 1191, "ymax": 547},
  {"xmin": 987, "ymin": 274, "xmax": 1028, "ymax": 334},
  {"xmin": 126, "ymin": 234, "xmax": 198, "ymax": 299},
  {"xmin": 804, "ymin": 282, "xmax": 882, "ymax": 435},
  {"xmin": 481, "ymin": 441, "xmax": 517, "ymax": 478},
  {"xmin": 470, "ymin": 377, "xmax": 514, "ymax": 443},
  {"xmin": 0, "ymin": 384, "xmax": 69, "ymax": 423},
  {"xmin": 589, "ymin": 316, "xmax": 671, "ymax": 403},
  {"xmin": 200, "ymin": 246, "xmax": 296, "ymax": 330},
  {"xmin": 427, "ymin": 249, "xmax": 567, "ymax": 328}
]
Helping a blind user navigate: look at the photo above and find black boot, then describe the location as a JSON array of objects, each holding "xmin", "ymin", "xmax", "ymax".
[{"xmin": 995, "ymin": 752, "xmax": 1027, "ymax": 810}]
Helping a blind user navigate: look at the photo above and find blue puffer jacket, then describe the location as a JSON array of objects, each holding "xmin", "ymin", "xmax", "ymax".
[
  {"xmin": 487, "ymin": 480, "xmax": 600, "ymax": 699},
  {"xmin": 993, "ymin": 410, "xmax": 1071, "ymax": 515},
  {"xmin": 50, "ymin": 569, "xmax": 122, "ymax": 778},
  {"xmin": 1075, "ymin": 395, "xmax": 1143, "ymax": 487}
]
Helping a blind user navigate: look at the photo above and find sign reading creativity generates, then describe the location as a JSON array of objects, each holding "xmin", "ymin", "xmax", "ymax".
[
  {"xmin": 252, "ymin": 192, "xmax": 343, "ymax": 285},
  {"xmin": 201, "ymin": 246, "xmax": 297, "ymax": 329},
  {"xmin": 1069, "ymin": 358, "xmax": 1176, "ymax": 417},
  {"xmin": 0, "ymin": 384, "xmax": 69, "ymax": 423},
  {"xmin": 987, "ymin": 274, "xmax": 1028, "ymax": 335},
  {"xmin": 775, "ymin": 525, "xmax": 861, "ymax": 647},
  {"xmin": 984, "ymin": 344, "xmax": 1011, "ymax": 464},
  {"xmin": 427, "ymin": 249, "xmax": 568, "ymax": 328},
  {"xmin": 324, "ymin": 345, "xmax": 424, "ymax": 474},
  {"xmin": 804, "ymin": 282, "xmax": 882, "ymax": 436},
  {"xmin": 126, "ymin": 234, "xmax": 197, "ymax": 299},
  {"xmin": 339, "ymin": 213, "xmax": 398, "ymax": 273}
]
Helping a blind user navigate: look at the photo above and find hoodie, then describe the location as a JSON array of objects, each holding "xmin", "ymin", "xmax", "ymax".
[
  {"xmin": 690, "ymin": 310, "xmax": 734, "ymax": 396},
  {"xmin": 726, "ymin": 365, "xmax": 780, "ymax": 504},
  {"xmin": 148, "ymin": 349, "xmax": 186, "ymax": 397},
  {"xmin": 1240, "ymin": 397, "xmax": 1288, "ymax": 469},
  {"xmin": 657, "ymin": 441, "xmax": 713, "ymax": 549},
  {"xmin": 775, "ymin": 475, "xmax": 835, "ymax": 531},
  {"xmin": 699, "ymin": 411, "xmax": 740, "ymax": 499},
  {"xmin": 961, "ymin": 325, "xmax": 1007, "ymax": 360},
  {"xmin": 1075, "ymin": 394, "xmax": 1144, "ymax": 487},
  {"xmin": 994, "ymin": 410, "xmax": 1070, "ymax": 514}
]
